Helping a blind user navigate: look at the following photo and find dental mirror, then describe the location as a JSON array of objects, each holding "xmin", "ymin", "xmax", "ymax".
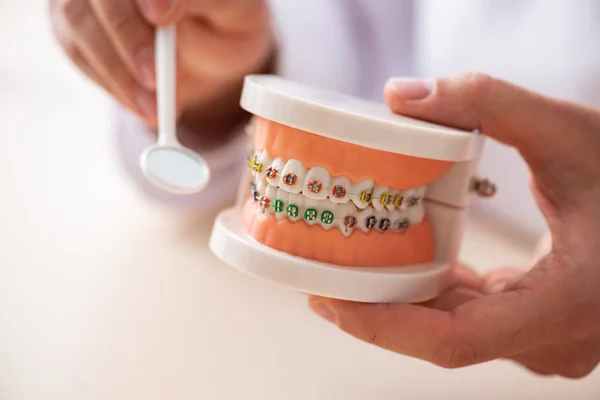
[{"xmin": 140, "ymin": 25, "xmax": 210, "ymax": 194}]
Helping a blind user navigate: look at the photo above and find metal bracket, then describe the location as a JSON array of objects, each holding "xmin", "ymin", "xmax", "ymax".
[{"xmin": 472, "ymin": 177, "xmax": 497, "ymax": 198}]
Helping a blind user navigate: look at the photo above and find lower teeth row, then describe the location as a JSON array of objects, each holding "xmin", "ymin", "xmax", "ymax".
[{"xmin": 250, "ymin": 182, "xmax": 421, "ymax": 237}]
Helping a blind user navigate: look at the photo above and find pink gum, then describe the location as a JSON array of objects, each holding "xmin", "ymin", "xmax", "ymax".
[{"xmin": 253, "ymin": 117, "xmax": 452, "ymax": 189}]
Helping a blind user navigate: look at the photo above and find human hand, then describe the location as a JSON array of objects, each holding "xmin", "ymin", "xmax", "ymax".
[
  {"xmin": 49, "ymin": 0, "xmax": 274, "ymax": 131},
  {"xmin": 308, "ymin": 73, "xmax": 600, "ymax": 378}
]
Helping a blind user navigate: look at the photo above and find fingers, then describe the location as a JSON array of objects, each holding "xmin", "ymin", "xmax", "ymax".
[
  {"xmin": 420, "ymin": 287, "xmax": 482, "ymax": 312},
  {"xmin": 89, "ymin": 0, "xmax": 156, "ymax": 89},
  {"xmin": 308, "ymin": 297, "xmax": 456, "ymax": 364},
  {"xmin": 135, "ymin": 0, "xmax": 186, "ymax": 25},
  {"xmin": 51, "ymin": 1, "xmax": 130, "ymax": 108},
  {"xmin": 308, "ymin": 274, "xmax": 575, "ymax": 369},
  {"xmin": 383, "ymin": 73, "xmax": 598, "ymax": 161},
  {"xmin": 186, "ymin": 0, "xmax": 270, "ymax": 33},
  {"xmin": 51, "ymin": 0, "xmax": 157, "ymax": 124},
  {"xmin": 482, "ymin": 266, "xmax": 530, "ymax": 294},
  {"xmin": 383, "ymin": 74, "xmax": 600, "ymax": 204},
  {"xmin": 449, "ymin": 263, "xmax": 484, "ymax": 292},
  {"xmin": 533, "ymin": 233, "xmax": 552, "ymax": 263},
  {"xmin": 51, "ymin": 7, "xmax": 107, "ymax": 90},
  {"xmin": 511, "ymin": 335, "xmax": 600, "ymax": 379},
  {"xmin": 134, "ymin": 0, "xmax": 267, "ymax": 29},
  {"xmin": 419, "ymin": 264, "xmax": 484, "ymax": 310}
]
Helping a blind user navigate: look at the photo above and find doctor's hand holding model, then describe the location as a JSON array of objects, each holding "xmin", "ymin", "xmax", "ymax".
[{"xmin": 49, "ymin": 0, "xmax": 600, "ymax": 378}]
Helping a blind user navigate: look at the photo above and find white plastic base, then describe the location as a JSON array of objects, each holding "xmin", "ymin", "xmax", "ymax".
[{"xmin": 209, "ymin": 208, "xmax": 453, "ymax": 304}]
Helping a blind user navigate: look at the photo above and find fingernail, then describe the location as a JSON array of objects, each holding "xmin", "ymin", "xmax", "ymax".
[
  {"xmin": 309, "ymin": 299, "xmax": 336, "ymax": 324},
  {"xmin": 135, "ymin": 88, "xmax": 157, "ymax": 120},
  {"xmin": 486, "ymin": 281, "xmax": 507, "ymax": 294},
  {"xmin": 387, "ymin": 77, "xmax": 435, "ymax": 101},
  {"xmin": 140, "ymin": 0, "xmax": 180, "ymax": 20},
  {"xmin": 137, "ymin": 46, "xmax": 155, "ymax": 89}
]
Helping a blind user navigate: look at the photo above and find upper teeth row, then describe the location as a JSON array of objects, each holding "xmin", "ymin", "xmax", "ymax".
[{"xmin": 249, "ymin": 151, "xmax": 427, "ymax": 210}]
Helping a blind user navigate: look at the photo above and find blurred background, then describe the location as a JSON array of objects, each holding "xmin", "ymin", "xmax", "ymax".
[{"xmin": 0, "ymin": 0, "xmax": 598, "ymax": 399}]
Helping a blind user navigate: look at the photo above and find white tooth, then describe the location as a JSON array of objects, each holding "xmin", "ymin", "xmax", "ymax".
[
  {"xmin": 318, "ymin": 200, "xmax": 336, "ymax": 231},
  {"xmin": 266, "ymin": 158, "xmax": 285, "ymax": 187},
  {"xmin": 375, "ymin": 209, "xmax": 392, "ymax": 233},
  {"xmin": 249, "ymin": 151, "xmax": 262, "ymax": 177},
  {"xmin": 403, "ymin": 186, "xmax": 426, "ymax": 224},
  {"xmin": 257, "ymin": 150, "xmax": 272, "ymax": 181},
  {"xmin": 390, "ymin": 209, "xmax": 411, "ymax": 233},
  {"xmin": 372, "ymin": 185, "xmax": 391, "ymax": 211},
  {"xmin": 302, "ymin": 166, "xmax": 331, "ymax": 200},
  {"xmin": 255, "ymin": 179, "xmax": 267, "ymax": 196},
  {"xmin": 406, "ymin": 188, "xmax": 425, "ymax": 209},
  {"xmin": 414, "ymin": 186, "xmax": 427, "ymax": 205},
  {"xmin": 329, "ymin": 176, "xmax": 352, "ymax": 204},
  {"xmin": 249, "ymin": 179, "xmax": 259, "ymax": 202},
  {"xmin": 350, "ymin": 178, "xmax": 375, "ymax": 210},
  {"xmin": 279, "ymin": 159, "xmax": 306, "ymax": 194},
  {"xmin": 407, "ymin": 203, "xmax": 425, "ymax": 225},
  {"xmin": 400, "ymin": 189, "xmax": 415, "ymax": 210},
  {"xmin": 265, "ymin": 184, "xmax": 277, "ymax": 200},
  {"xmin": 330, "ymin": 205, "xmax": 343, "ymax": 233},
  {"xmin": 303, "ymin": 197, "xmax": 337, "ymax": 230},
  {"xmin": 338, "ymin": 202, "xmax": 359, "ymax": 237},
  {"xmin": 357, "ymin": 208, "xmax": 378, "ymax": 233},
  {"xmin": 286, "ymin": 192, "xmax": 304, "ymax": 222},
  {"xmin": 265, "ymin": 185, "xmax": 280, "ymax": 218},
  {"xmin": 385, "ymin": 191, "xmax": 397, "ymax": 211},
  {"xmin": 274, "ymin": 189, "xmax": 289, "ymax": 221},
  {"xmin": 390, "ymin": 191, "xmax": 406, "ymax": 210},
  {"xmin": 256, "ymin": 181, "xmax": 271, "ymax": 218},
  {"xmin": 302, "ymin": 197, "xmax": 321, "ymax": 227}
]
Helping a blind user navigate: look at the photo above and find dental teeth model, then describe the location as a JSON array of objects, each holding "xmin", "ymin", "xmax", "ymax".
[
  {"xmin": 209, "ymin": 75, "xmax": 494, "ymax": 304},
  {"xmin": 248, "ymin": 153, "xmax": 427, "ymax": 237}
]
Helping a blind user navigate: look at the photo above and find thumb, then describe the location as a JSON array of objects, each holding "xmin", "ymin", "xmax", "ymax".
[
  {"xmin": 383, "ymin": 73, "xmax": 600, "ymax": 195},
  {"xmin": 307, "ymin": 274, "xmax": 571, "ymax": 369},
  {"xmin": 482, "ymin": 266, "xmax": 530, "ymax": 294},
  {"xmin": 136, "ymin": 0, "xmax": 186, "ymax": 25}
]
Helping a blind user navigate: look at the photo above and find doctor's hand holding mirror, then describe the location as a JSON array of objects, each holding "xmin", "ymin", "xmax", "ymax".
[{"xmin": 49, "ymin": 0, "xmax": 274, "ymax": 139}]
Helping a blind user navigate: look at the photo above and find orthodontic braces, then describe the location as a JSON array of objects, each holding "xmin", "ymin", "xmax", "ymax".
[
  {"xmin": 250, "ymin": 182, "xmax": 412, "ymax": 236},
  {"xmin": 248, "ymin": 154, "xmax": 423, "ymax": 209}
]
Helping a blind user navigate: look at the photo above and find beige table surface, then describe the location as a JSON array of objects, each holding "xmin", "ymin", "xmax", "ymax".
[{"xmin": 1, "ymin": 2, "xmax": 599, "ymax": 399}]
